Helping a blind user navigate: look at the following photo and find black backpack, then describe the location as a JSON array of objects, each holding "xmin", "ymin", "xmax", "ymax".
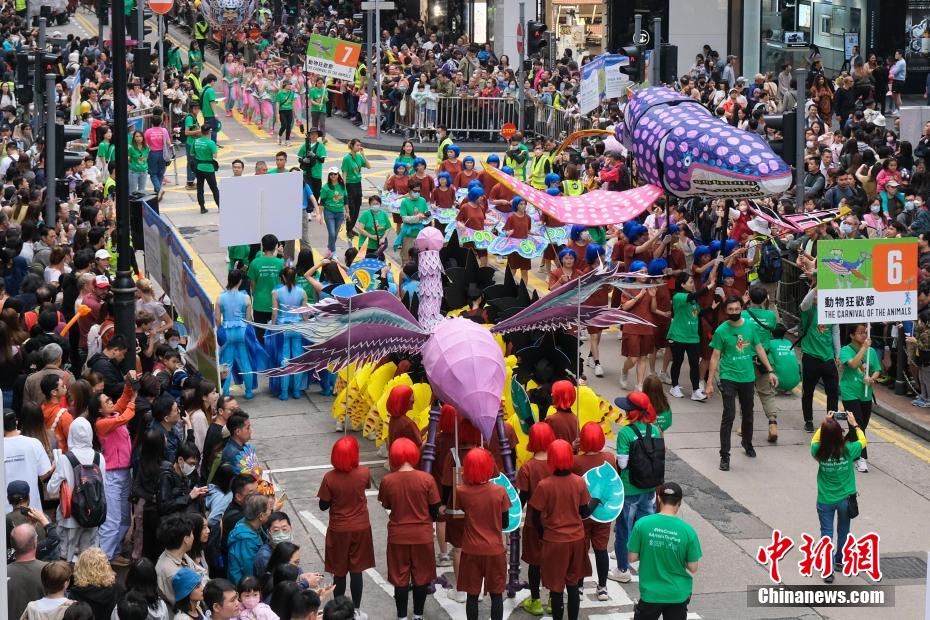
[
  {"xmin": 65, "ymin": 452, "xmax": 107, "ymax": 528},
  {"xmin": 757, "ymin": 240, "xmax": 783, "ymax": 284},
  {"xmin": 628, "ymin": 423, "xmax": 665, "ymax": 489}
]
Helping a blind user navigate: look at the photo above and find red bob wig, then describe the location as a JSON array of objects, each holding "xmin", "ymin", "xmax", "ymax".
[
  {"xmin": 551, "ymin": 380, "xmax": 576, "ymax": 410},
  {"xmin": 458, "ymin": 415, "xmax": 482, "ymax": 446},
  {"xmin": 579, "ymin": 422, "xmax": 605, "ymax": 453},
  {"xmin": 462, "ymin": 447, "xmax": 495, "ymax": 485},
  {"xmin": 389, "ymin": 437, "xmax": 420, "ymax": 470},
  {"xmin": 547, "ymin": 439, "xmax": 574, "ymax": 471},
  {"xmin": 331, "ymin": 436, "xmax": 359, "ymax": 472},
  {"xmin": 438, "ymin": 404, "xmax": 457, "ymax": 434},
  {"xmin": 386, "ymin": 385, "xmax": 414, "ymax": 418},
  {"xmin": 527, "ymin": 422, "xmax": 556, "ymax": 453}
]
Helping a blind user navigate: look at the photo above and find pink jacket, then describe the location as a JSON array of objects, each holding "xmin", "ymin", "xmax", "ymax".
[
  {"xmin": 95, "ymin": 384, "xmax": 136, "ymax": 470},
  {"xmin": 238, "ymin": 603, "xmax": 279, "ymax": 620}
]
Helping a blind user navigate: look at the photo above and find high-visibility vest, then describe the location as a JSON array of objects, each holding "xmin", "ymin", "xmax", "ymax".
[
  {"xmin": 504, "ymin": 145, "xmax": 528, "ymax": 181},
  {"xmin": 563, "ymin": 179, "xmax": 583, "ymax": 195},
  {"xmin": 194, "ymin": 21, "xmax": 208, "ymax": 40},
  {"xmin": 14, "ymin": 0, "xmax": 25, "ymax": 11},
  {"xmin": 186, "ymin": 73, "xmax": 202, "ymax": 102},
  {"xmin": 103, "ymin": 176, "xmax": 115, "ymax": 198},
  {"xmin": 530, "ymin": 153, "xmax": 552, "ymax": 190},
  {"xmin": 436, "ymin": 136, "xmax": 453, "ymax": 168}
]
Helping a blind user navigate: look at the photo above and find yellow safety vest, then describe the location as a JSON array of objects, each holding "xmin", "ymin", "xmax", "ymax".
[
  {"xmin": 186, "ymin": 73, "xmax": 203, "ymax": 102},
  {"xmin": 194, "ymin": 21, "xmax": 208, "ymax": 40},
  {"xmin": 14, "ymin": 0, "xmax": 25, "ymax": 11},
  {"xmin": 562, "ymin": 179, "xmax": 583, "ymax": 196},
  {"xmin": 504, "ymin": 145, "xmax": 528, "ymax": 181},
  {"xmin": 103, "ymin": 176, "xmax": 115, "ymax": 199},
  {"xmin": 436, "ymin": 136, "xmax": 453, "ymax": 169},
  {"xmin": 530, "ymin": 153, "xmax": 551, "ymax": 190}
]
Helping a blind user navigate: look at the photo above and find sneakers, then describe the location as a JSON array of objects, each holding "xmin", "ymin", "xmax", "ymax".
[
  {"xmin": 109, "ymin": 554, "xmax": 131, "ymax": 567},
  {"xmin": 586, "ymin": 355, "xmax": 595, "ymax": 369},
  {"xmin": 691, "ymin": 388, "xmax": 707, "ymax": 401},
  {"xmin": 620, "ymin": 371, "xmax": 629, "ymax": 390},
  {"xmin": 719, "ymin": 457, "xmax": 730, "ymax": 471},
  {"xmin": 669, "ymin": 385, "xmax": 684, "ymax": 398},
  {"xmin": 912, "ymin": 398, "xmax": 927, "ymax": 407},
  {"xmin": 768, "ymin": 422, "xmax": 778, "ymax": 443},
  {"xmin": 521, "ymin": 598, "xmax": 544, "ymax": 616},
  {"xmin": 607, "ymin": 568, "xmax": 632, "ymax": 583},
  {"xmin": 335, "ymin": 419, "xmax": 345, "ymax": 432},
  {"xmin": 744, "ymin": 445, "xmax": 757, "ymax": 458},
  {"xmin": 804, "ymin": 421, "xmax": 815, "ymax": 433},
  {"xmin": 596, "ymin": 586, "xmax": 609, "ymax": 601},
  {"xmin": 354, "ymin": 612, "xmax": 368, "ymax": 620},
  {"xmin": 824, "ymin": 573, "xmax": 835, "ymax": 584},
  {"xmin": 436, "ymin": 552, "xmax": 452, "ymax": 567},
  {"xmin": 594, "ymin": 363, "xmax": 604, "ymax": 377},
  {"xmin": 855, "ymin": 458, "xmax": 869, "ymax": 473},
  {"xmin": 658, "ymin": 370, "xmax": 672, "ymax": 384}
]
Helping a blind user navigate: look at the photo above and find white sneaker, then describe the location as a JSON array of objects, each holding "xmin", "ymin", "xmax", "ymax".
[
  {"xmin": 354, "ymin": 612, "xmax": 368, "ymax": 620},
  {"xmin": 335, "ymin": 419, "xmax": 345, "ymax": 432},
  {"xmin": 658, "ymin": 370, "xmax": 672, "ymax": 384},
  {"xmin": 586, "ymin": 356, "xmax": 595, "ymax": 369},
  {"xmin": 594, "ymin": 363, "xmax": 604, "ymax": 377},
  {"xmin": 669, "ymin": 385, "xmax": 684, "ymax": 398},
  {"xmin": 691, "ymin": 388, "xmax": 708, "ymax": 401},
  {"xmin": 436, "ymin": 552, "xmax": 452, "ymax": 567},
  {"xmin": 454, "ymin": 590, "xmax": 468, "ymax": 603},
  {"xmin": 376, "ymin": 443, "xmax": 388, "ymax": 458},
  {"xmin": 596, "ymin": 586, "xmax": 609, "ymax": 601},
  {"xmin": 856, "ymin": 458, "xmax": 869, "ymax": 473},
  {"xmin": 620, "ymin": 371, "xmax": 629, "ymax": 390},
  {"xmin": 635, "ymin": 383, "xmax": 643, "ymax": 392},
  {"xmin": 607, "ymin": 568, "xmax": 632, "ymax": 583}
]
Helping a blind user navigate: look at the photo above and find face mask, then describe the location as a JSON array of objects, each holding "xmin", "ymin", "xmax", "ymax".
[
  {"xmin": 870, "ymin": 204, "xmax": 881, "ymax": 213},
  {"xmin": 370, "ymin": 203, "xmax": 381, "ymax": 212},
  {"xmin": 168, "ymin": 338, "xmax": 180, "ymax": 348},
  {"xmin": 805, "ymin": 140, "xmax": 814, "ymax": 148},
  {"xmin": 840, "ymin": 222, "xmax": 853, "ymax": 234},
  {"xmin": 906, "ymin": 201, "xmax": 915, "ymax": 211},
  {"xmin": 240, "ymin": 595, "xmax": 260, "ymax": 610},
  {"xmin": 411, "ymin": 191, "xmax": 420, "ymax": 199},
  {"xmin": 727, "ymin": 312, "xmax": 742, "ymax": 323},
  {"xmin": 271, "ymin": 531, "xmax": 292, "ymax": 545},
  {"xmin": 180, "ymin": 462, "xmax": 196, "ymax": 476}
]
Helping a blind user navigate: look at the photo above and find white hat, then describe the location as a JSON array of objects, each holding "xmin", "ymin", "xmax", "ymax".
[
  {"xmin": 94, "ymin": 275, "xmax": 111, "ymax": 288},
  {"xmin": 327, "ymin": 166, "xmax": 341, "ymax": 175},
  {"xmin": 747, "ymin": 216, "xmax": 771, "ymax": 235},
  {"xmin": 94, "ymin": 249, "xmax": 110, "ymax": 260},
  {"xmin": 872, "ymin": 114, "xmax": 887, "ymax": 128}
]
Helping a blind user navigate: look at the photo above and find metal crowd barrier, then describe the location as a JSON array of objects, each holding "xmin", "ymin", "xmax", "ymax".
[
  {"xmin": 433, "ymin": 96, "xmax": 520, "ymax": 138},
  {"xmin": 528, "ymin": 103, "xmax": 593, "ymax": 141},
  {"xmin": 127, "ymin": 106, "xmax": 158, "ymax": 133},
  {"xmin": 775, "ymin": 256, "xmax": 807, "ymax": 329}
]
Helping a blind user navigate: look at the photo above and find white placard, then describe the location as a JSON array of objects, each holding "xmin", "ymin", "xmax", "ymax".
[
  {"xmin": 605, "ymin": 65, "xmax": 630, "ymax": 99},
  {"xmin": 579, "ymin": 58, "xmax": 601, "ymax": 115},
  {"xmin": 218, "ymin": 173, "xmax": 304, "ymax": 247}
]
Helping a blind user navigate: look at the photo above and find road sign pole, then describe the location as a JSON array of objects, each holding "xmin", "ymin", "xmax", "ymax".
[
  {"xmin": 794, "ymin": 68, "xmax": 806, "ymax": 215},
  {"xmin": 633, "ymin": 13, "xmax": 642, "ymax": 85},
  {"xmin": 374, "ymin": 0, "xmax": 381, "ymax": 139},
  {"xmin": 652, "ymin": 17, "xmax": 661, "ymax": 85},
  {"xmin": 517, "ymin": 1, "xmax": 525, "ymax": 132}
]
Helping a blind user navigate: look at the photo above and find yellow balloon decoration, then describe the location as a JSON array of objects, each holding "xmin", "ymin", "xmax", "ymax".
[{"xmin": 332, "ymin": 362, "xmax": 376, "ymax": 431}]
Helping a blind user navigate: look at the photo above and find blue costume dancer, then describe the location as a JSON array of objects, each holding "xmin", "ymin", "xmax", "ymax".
[
  {"xmin": 270, "ymin": 267, "xmax": 310, "ymax": 400},
  {"xmin": 216, "ymin": 270, "xmax": 268, "ymax": 398}
]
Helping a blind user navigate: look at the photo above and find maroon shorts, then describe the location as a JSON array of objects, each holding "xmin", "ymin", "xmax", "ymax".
[
  {"xmin": 699, "ymin": 328, "xmax": 713, "ymax": 361},
  {"xmin": 392, "ymin": 213, "xmax": 403, "ymax": 225},
  {"xmin": 654, "ymin": 321, "xmax": 671, "ymax": 349},
  {"xmin": 521, "ymin": 521, "xmax": 542, "ymax": 565},
  {"xmin": 457, "ymin": 552, "xmax": 507, "ymax": 595},
  {"xmin": 586, "ymin": 325, "xmax": 604, "ymax": 335},
  {"xmin": 507, "ymin": 254, "xmax": 531, "ymax": 271},
  {"xmin": 540, "ymin": 539, "xmax": 591, "ymax": 592},
  {"xmin": 325, "ymin": 527, "xmax": 375, "ymax": 576},
  {"xmin": 584, "ymin": 519, "xmax": 611, "ymax": 551},
  {"xmin": 445, "ymin": 518, "xmax": 464, "ymax": 549},
  {"xmin": 622, "ymin": 332, "xmax": 655, "ymax": 358},
  {"xmin": 386, "ymin": 542, "xmax": 436, "ymax": 587}
]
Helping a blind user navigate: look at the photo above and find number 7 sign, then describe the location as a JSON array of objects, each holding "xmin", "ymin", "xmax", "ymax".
[{"xmin": 334, "ymin": 42, "xmax": 361, "ymax": 68}]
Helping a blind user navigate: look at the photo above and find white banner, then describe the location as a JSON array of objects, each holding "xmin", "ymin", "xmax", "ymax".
[
  {"xmin": 218, "ymin": 172, "xmax": 304, "ymax": 247},
  {"xmin": 579, "ymin": 57, "xmax": 601, "ymax": 115},
  {"xmin": 605, "ymin": 65, "xmax": 630, "ymax": 100}
]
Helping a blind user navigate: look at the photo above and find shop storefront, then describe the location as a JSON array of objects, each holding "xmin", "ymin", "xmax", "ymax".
[
  {"xmin": 427, "ymin": 0, "xmax": 496, "ymax": 46},
  {"xmin": 548, "ymin": 0, "xmax": 607, "ymax": 58}
]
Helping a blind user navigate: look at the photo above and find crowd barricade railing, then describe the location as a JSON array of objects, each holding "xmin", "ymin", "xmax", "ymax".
[
  {"xmin": 776, "ymin": 256, "xmax": 806, "ymax": 330},
  {"xmin": 528, "ymin": 103, "xmax": 593, "ymax": 141},
  {"xmin": 127, "ymin": 106, "xmax": 158, "ymax": 133},
  {"xmin": 432, "ymin": 95, "xmax": 520, "ymax": 138}
]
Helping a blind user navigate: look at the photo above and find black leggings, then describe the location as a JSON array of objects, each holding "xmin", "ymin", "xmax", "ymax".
[
  {"xmin": 528, "ymin": 564, "xmax": 541, "ymax": 599},
  {"xmin": 278, "ymin": 108, "xmax": 293, "ymax": 140},
  {"xmin": 345, "ymin": 181, "xmax": 363, "ymax": 235},
  {"xmin": 195, "ymin": 169, "xmax": 220, "ymax": 210},
  {"xmin": 842, "ymin": 399, "xmax": 872, "ymax": 459},
  {"xmin": 394, "ymin": 584, "xmax": 428, "ymax": 618},
  {"xmin": 466, "ymin": 593, "xmax": 503, "ymax": 620},
  {"xmin": 594, "ymin": 548, "xmax": 609, "ymax": 588},
  {"xmin": 333, "ymin": 572, "xmax": 363, "ymax": 609},
  {"xmin": 802, "ymin": 353, "xmax": 839, "ymax": 422},
  {"xmin": 670, "ymin": 341, "xmax": 701, "ymax": 389},
  {"xmin": 550, "ymin": 584, "xmax": 581, "ymax": 620}
]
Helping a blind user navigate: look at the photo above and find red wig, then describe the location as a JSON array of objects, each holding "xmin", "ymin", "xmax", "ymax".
[
  {"xmin": 547, "ymin": 439, "xmax": 574, "ymax": 471},
  {"xmin": 438, "ymin": 404, "xmax": 457, "ymax": 434},
  {"xmin": 331, "ymin": 435, "xmax": 359, "ymax": 472},
  {"xmin": 526, "ymin": 422, "xmax": 556, "ymax": 453},
  {"xmin": 551, "ymin": 380, "xmax": 576, "ymax": 410},
  {"xmin": 579, "ymin": 422, "xmax": 605, "ymax": 453},
  {"xmin": 457, "ymin": 415, "xmax": 482, "ymax": 446},
  {"xmin": 462, "ymin": 447, "xmax": 494, "ymax": 485},
  {"xmin": 386, "ymin": 385, "xmax": 414, "ymax": 418},
  {"xmin": 625, "ymin": 391, "xmax": 658, "ymax": 424},
  {"xmin": 389, "ymin": 437, "xmax": 420, "ymax": 470}
]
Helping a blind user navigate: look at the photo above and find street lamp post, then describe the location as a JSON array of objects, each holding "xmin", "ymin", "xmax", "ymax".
[{"xmin": 110, "ymin": 0, "xmax": 138, "ymax": 372}]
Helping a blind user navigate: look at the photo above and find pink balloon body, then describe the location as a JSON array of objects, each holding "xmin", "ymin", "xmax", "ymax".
[
  {"xmin": 422, "ymin": 317, "xmax": 506, "ymax": 440},
  {"xmin": 416, "ymin": 226, "xmax": 445, "ymax": 251}
]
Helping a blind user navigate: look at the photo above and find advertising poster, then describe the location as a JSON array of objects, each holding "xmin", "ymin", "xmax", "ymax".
[
  {"xmin": 304, "ymin": 34, "xmax": 362, "ymax": 80},
  {"xmin": 816, "ymin": 238, "xmax": 918, "ymax": 324},
  {"xmin": 579, "ymin": 56, "xmax": 602, "ymax": 114},
  {"xmin": 905, "ymin": 0, "xmax": 930, "ymax": 72}
]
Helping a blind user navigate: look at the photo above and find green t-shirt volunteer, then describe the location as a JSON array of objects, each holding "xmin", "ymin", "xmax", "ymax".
[
  {"xmin": 801, "ymin": 306, "xmax": 836, "ymax": 361},
  {"xmin": 398, "ymin": 196, "xmax": 430, "ymax": 238},
  {"xmin": 341, "ymin": 152, "xmax": 367, "ymax": 184},
  {"xmin": 275, "ymin": 88, "xmax": 295, "ymax": 111},
  {"xmin": 184, "ymin": 113, "xmax": 199, "ymax": 148},
  {"xmin": 201, "ymin": 84, "xmax": 217, "ymax": 118},
  {"xmin": 192, "ymin": 137, "xmax": 218, "ymax": 173},
  {"xmin": 742, "ymin": 307, "xmax": 776, "ymax": 347},
  {"xmin": 839, "ymin": 343, "xmax": 880, "ymax": 401},
  {"xmin": 710, "ymin": 319, "xmax": 759, "ymax": 383},
  {"xmin": 296, "ymin": 275, "xmax": 318, "ymax": 305},
  {"xmin": 308, "ymin": 86, "xmax": 328, "ymax": 112},
  {"xmin": 764, "ymin": 338, "xmax": 800, "ymax": 391},
  {"xmin": 97, "ymin": 141, "xmax": 115, "ymax": 163},
  {"xmin": 128, "ymin": 144, "xmax": 149, "ymax": 172},
  {"xmin": 247, "ymin": 255, "xmax": 285, "ymax": 313},
  {"xmin": 667, "ymin": 292, "xmax": 700, "ymax": 344},
  {"xmin": 628, "ymin": 513, "xmax": 703, "ymax": 604},
  {"xmin": 319, "ymin": 182, "xmax": 346, "ymax": 213},
  {"xmin": 616, "ymin": 421, "xmax": 663, "ymax": 497},
  {"xmin": 811, "ymin": 427, "xmax": 866, "ymax": 504},
  {"xmin": 357, "ymin": 208, "xmax": 392, "ymax": 251},
  {"xmin": 298, "ymin": 141, "xmax": 327, "ymax": 180}
]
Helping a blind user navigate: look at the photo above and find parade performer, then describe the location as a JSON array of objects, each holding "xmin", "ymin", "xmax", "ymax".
[
  {"xmin": 517, "ymin": 422, "xmax": 555, "ymax": 616},
  {"xmin": 386, "ymin": 384, "xmax": 422, "ymax": 449},
  {"xmin": 545, "ymin": 380, "xmax": 580, "ymax": 444},
  {"xmin": 456, "ymin": 186, "xmax": 488, "ymax": 267},
  {"xmin": 430, "ymin": 172, "xmax": 456, "ymax": 211},
  {"xmin": 216, "ymin": 270, "xmax": 265, "ymax": 399},
  {"xmin": 502, "ymin": 197, "xmax": 532, "ymax": 282},
  {"xmin": 433, "ymin": 404, "xmax": 458, "ymax": 568},
  {"xmin": 410, "ymin": 158, "xmax": 434, "ymax": 196},
  {"xmin": 317, "ymin": 436, "xmax": 375, "ymax": 618},
  {"xmin": 455, "ymin": 156, "xmax": 479, "ymax": 189},
  {"xmin": 528, "ymin": 439, "xmax": 598, "ymax": 620},
  {"xmin": 222, "ymin": 53, "xmax": 237, "ymax": 117},
  {"xmin": 439, "ymin": 144, "xmax": 463, "ymax": 178},
  {"xmin": 378, "ymin": 438, "xmax": 440, "ymax": 620},
  {"xmin": 457, "ymin": 447, "xmax": 510, "ymax": 620},
  {"xmin": 572, "ymin": 422, "xmax": 617, "ymax": 602},
  {"xmin": 268, "ymin": 267, "xmax": 308, "ymax": 401}
]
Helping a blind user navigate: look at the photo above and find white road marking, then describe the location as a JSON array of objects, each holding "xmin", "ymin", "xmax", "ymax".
[
  {"xmin": 267, "ymin": 460, "xmax": 386, "ymax": 473},
  {"xmin": 589, "ymin": 614, "xmax": 701, "ymax": 619}
]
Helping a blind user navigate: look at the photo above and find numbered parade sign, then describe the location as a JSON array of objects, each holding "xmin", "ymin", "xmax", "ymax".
[
  {"xmin": 305, "ymin": 33, "xmax": 362, "ymax": 80},
  {"xmin": 816, "ymin": 238, "xmax": 918, "ymax": 324}
]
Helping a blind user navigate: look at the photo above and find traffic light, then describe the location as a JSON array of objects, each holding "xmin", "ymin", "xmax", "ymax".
[
  {"xmin": 527, "ymin": 20, "xmax": 547, "ymax": 57},
  {"xmin": 15, "ymin": 52, "xmax": 32, "ymax": 105},
  {"xmin": 134, "ymin": 46, "xmax": 152, "ymax": 80},
  {"xmin": 97, "ymin": 0, "xmax": 108, "ymax": 25},
  {"xmin": 658, "ymin": 44, "xmax": 678, "ymax": 85},
  {"xmin": 620, "ymin": 45, "xmax": 642, "ymax": 83},
  {"xmin": 763, "ymin": 111, "xmax": 798, "ymax": 168},
  {"xmin": 55, "ymin": 124, "xmax": 87, "ymax": 173}
]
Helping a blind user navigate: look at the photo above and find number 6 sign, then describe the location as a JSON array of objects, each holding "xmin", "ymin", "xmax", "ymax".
[{"xmin": 872, "ymin": 242, "xmax": 917, "ymax": 291}]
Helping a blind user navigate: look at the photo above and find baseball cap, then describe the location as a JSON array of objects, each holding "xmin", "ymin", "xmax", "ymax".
[
  {"xmin": 658, "ymin": 482, "xmax": 683, "ymax": 500},
  {"xmin": 94, "ymin": 249, "xmax": 110, "ymax": 260},
  {"xmin": 613, "ymin": 391, "xmax": 652, "ymax": 413},
  {"xmin": 887, "ymin": 179, "xmax": 899, "ymax": 187},
  {"xmin": 327, "ymin": 166, "xmax": 341, "ymax": 175},
  {"xmin": 6, "ymin": 480, "xmax": 29, "ymax": 501},
  {"xmin": 94, "ymin": 275, "xmax": 111, "ymax": 288}
]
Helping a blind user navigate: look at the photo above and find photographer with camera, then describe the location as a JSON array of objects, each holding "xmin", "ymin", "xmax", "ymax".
[{"xmin": 298, "ymin": 127, "xmax": 326, "ymax": 200}]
